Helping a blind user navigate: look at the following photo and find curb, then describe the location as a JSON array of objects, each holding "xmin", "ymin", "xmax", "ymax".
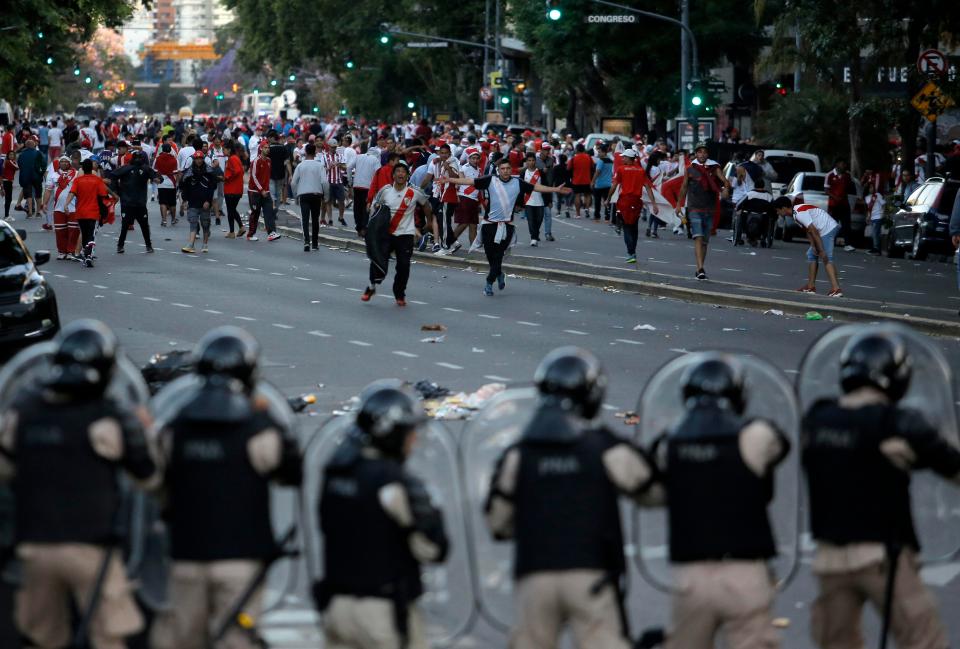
[{"xmin": 277, "ymin": 224, "xmax": 960, "ymax": 339}]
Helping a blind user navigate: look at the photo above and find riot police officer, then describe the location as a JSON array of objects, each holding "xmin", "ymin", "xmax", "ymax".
[
  {"xmin": 650, "ymin": 355, "xmax": 789, "ymax": 649},
  {"xmin": 315, "ymin": 381, "xmax": 449, "ymax": 649},
  {"xmin": 485, "ymin": 347, "xmax": 659, "ymax": 649},
  {"xmin": 802, "ymin": 331, "xmax": 960, "ymax": 649},
  {"xmin": 150, "ymin": 326, "xmax": 302, "ymax": 649},
  {"xmin": 0, "ymin": 320, "xmax": 156, "ymax": 649}
]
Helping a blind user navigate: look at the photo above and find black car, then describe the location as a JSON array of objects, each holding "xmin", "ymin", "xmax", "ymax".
[
  {"xmin": 0, "ymin": 221, "xmax": 59, "ymax": 360},
  {"xmin": 888, "ymin": 177, "xmax": 959, "ymax": 260}
]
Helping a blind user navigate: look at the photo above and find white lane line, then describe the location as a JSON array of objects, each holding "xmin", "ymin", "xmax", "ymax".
[
  {"xmin": 204, "ymin": 309, "xmax": 223, "ymax": 314},
  {"xmin": 206, "ymin": 259, "xmax": 217, "ymax": 263},
  {"xmin": 171, "ymin": 303, "xmax": 193, "ymax": 308},
  {"xmin": 773, "ymin": 256, "xmax": 791, "ymax": 261},
  {"xmin": 647, "ymin": 259, "xmax": 670, "ymax": 264},
  {"xmin": 517, "ymin": 321, "xmax": 541, "ymax": 327},
  {"xmin": 720, "ymin": 268, "xmax": 742, "ymax": 272},
  {"xmin": 886, "ymin": 269, "xmax": 902, "ymax": 273},
  {"xmin": 143, "ymin": 297, "xmax": 161, "ymax": 302},
  {"xmin": 226, "ymin": 263, "xmax": 239, "ymax": 267},
  {"xmin": 409, "ymin": 300, "xmax": 428, "ymax": 305},
  {"xmin": 559, "ymin": 248, "xmax": 575, "ymax": 252},
  {"xmin": 668, "ymin": 348, "xmax": 690, "ymax": 354},
  {"xmin": 392, "ymin": 351, "xmax": 418, "ymax": 358},
  {"xmin": 485, "ymin": 374, "xmax": 511, "ymax": 382},
  {"xmin": 73, "ymin": 279, "xmax": 88, "ymax": 284},
  {"xmin": 563, "ymin": 329, "xmax": 589, "ymax": 336},
  {"xmin": 897, "ymin": 290, "xmax": 924, "ymax": 295},
  {"xmin": 784, "ymin": 369, "xmax": 799, "ymax": 374},
  {"xmin": 308, "ymin": 330, "xmax": 331, "ymax": 337},
  {"xmin": 348, "ymin": 340, "xmax": 373, "ymax": 347},
  {"xmin": 246, "ymin": 267, "xmax": 261, "ymax": 271},
  {"xmin": 442, "ymin": 307, "xmax": 463, "ymax": 312},
  {"xmin": 272, "ymin": 323, "xmax": 294, "ymax": 329},
  {"xmin": 615, "ymin": 339, "xmax": 644, "ymax": 345},
  {"xmin": 295, "ymin": 276, "xmax": 311, "ymax": 281},
  {"xmin": 93, "ymin": 284, "xmax": 109, "ymax": 289},
  {"xmin": 846, "ymin": 264, "xmax": 865, "ymax": 269},
  {"xmin": 235, "ymin": 316, "xmax": 256, "ymax": 321},
  {"xmin": 435, "ymin": 362, "xmax": 463, "ymax": 370},
  {"xmin": 345, "ymin": 287, "xmax": 362, "ymax": 292},
  {"xmin": 116, "ymin": 290, "xmax": 131, "ymax": 295},
  {"xmin": 270, "ymin": 272, "xmax": 285, "ymax": 276},
  {"xmin": 478, "ymin": 314, "xmax": 500, "ymax": 319},
  {"xmin": 851, "ymin": 284, "xmax": 876, "ymax": 289},
  {"xmin": 54, "ymin": 274, "xmax": 68, "ymax": 278},
  {"xmin": 377, "ymin": 294, "xmax": 393, "ymax": 300},
  {"xmin": 322, "ymin": 282, "xmax": 339, "ymax": 287},
  {"xmin": 762, "ymin": 273, "xmax": 782, "ymax": 277},
  {"xmin": 582, "ymin": 251, "xmax": 601, "ymax": 256}
]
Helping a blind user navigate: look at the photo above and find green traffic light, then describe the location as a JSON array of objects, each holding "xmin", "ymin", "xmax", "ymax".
[
  {"xmin": 46, "ymin": 57, "xmax": 53, "ymax": 65},
  {"xmin": 97, "ymin": 82, "xmax": 103, "ymax": 90},
  {"xmin": 691, "ymin": 95, "xmax": 703, "ymax": 107},
  {"xmin": 406, "ymin": 101, "xmax": 415, "ymax": 109},
  {"xmin": 379, "ymin": 35, "xmax": 390, "ymax": 44},
  {"xmin": 339, "ymin": 108, "xmax": 347, "ymax": 115},
  {"xmin": 288, "ymin": 74, "xmax": 296, "ymax": 81},
  {"xmin": 73, "ymin": 68, "xmax": 80, "ymax": 76},
  {"xmin": 253, "ymin": 88, "xmax": 259, "ymax": 94},
  {"xmin": 270, "ymin": 79, "xmax": 278, "ymax": 87},
  {"xmin": 37, "ymin": 31, "xmax": 44, "ymax": 39},
  {"xmin": 346, "ymin": 61, "xmax": 354, "ymax": 69},
  {"xmin": 312, "ymin": 106, "xmax": 319, "ymax": 113},
  {"xmin": 548, "ymin": 8, "xmax": 562, "ymax": 20},
  {"xmin": 500, "ymin": 96, "xmax": 510, "ymax": 105}
]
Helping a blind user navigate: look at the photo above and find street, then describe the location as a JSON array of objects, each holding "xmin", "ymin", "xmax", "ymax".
[{"xmin": 13, "ymin": 198, "xmax": 960, "ymax": 648}]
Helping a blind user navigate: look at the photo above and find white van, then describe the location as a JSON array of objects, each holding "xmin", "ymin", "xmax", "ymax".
[{"xmin": 761, "ymin": 149, "xmax": 821, "ymax": 191}]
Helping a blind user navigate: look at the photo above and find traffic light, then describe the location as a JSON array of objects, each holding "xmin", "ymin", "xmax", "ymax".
[
  {"xmin": 45, "ymin": 57, "xmax": 53, "ymax": 65},
  {"xmin": 73, "ymin": 67, "xmax": 80, "ymax": 76},
  {"xmin": 253, "ymin": 87, "xmax": 259, "ymax": 94},
  {"xmin": 119, "ymin": 82, "xmax": 126, "ymax": 92},
  {"xmin": 379, "ymin": 33, "xmax": 390, "ymax": 45},
  {"xmin": 216, "ymin": 93, "xmax": 224, "ymax": 100},
  {"xmin": 270, "ymin": 79, "xmax": 278, "ymax": 87},
  {"xmin": 687, "ymin": 79, "xmax": 703, "ymax": 107},
  {"xmin": 84, "ymin": 76, "xmax": 92, "ymax": 84},
  {"xmin": 500, "ymin": 95, "xmax": 511, "ymax": 105},
  {"xmin": 345, "ymin": 58, "xmax": 354, "ymax": 69},
  {"xmin": 339, "ymin": 106, "xmax": 347, "ymax": 115},
  {"xmin": 545, "ymin": 0, "xmax": 562, "ymax": 20},
  {"xmin": 288, "ymin": 73, "xmax": 296, "ymax": 82},
  {"xmin": 202, "ymin": 87, "xmax": 209, "ymax": 95},
  {"xmin": 232, "ymin": 83, "xmax": 239, "ymax": 92},
  {"xmin": 312, "ymin": 106, "xmax": 319, "ymax": 113},
  {"xmin": 775, "ymin": 81, "xmax": 788, "ymax": 97},
  {"xmin": 37, "ymin": 31, "xmax": 44, "ymax": 39},
  {"xmin": 97, "ymin": 81, "xmax": 103, "ymax": 90},
  {"xmin": 406, "ymin": 100, "xmax": 415, "ymax": 109}
]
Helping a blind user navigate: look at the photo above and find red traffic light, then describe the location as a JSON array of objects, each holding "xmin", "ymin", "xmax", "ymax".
[{"xmin": 777, "ymin": 87, "xmax": 788, "ymax": 96}]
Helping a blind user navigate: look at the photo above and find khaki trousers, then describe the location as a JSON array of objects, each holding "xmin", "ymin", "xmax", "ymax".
[
  {"xmin": 15, "ymin": 543, "xmax": 142, "ymax": 649},
  {"xmin": 811, "ymin": 550, "xmax": 948, "ymax": 649},
  {"xmin": 150, "ymin": 559, "xmax": 263, "ymax": 649},
  {"xmin": 323, "ymin": 595, "xmax": 428, "ymax": 649},
  {"xmin": 510, "ymin": 570, "xmax": 631, "ymax": 649},
  {"xmin": 666, "ymin": 561, "xmax": 780, "ymax": 649}
]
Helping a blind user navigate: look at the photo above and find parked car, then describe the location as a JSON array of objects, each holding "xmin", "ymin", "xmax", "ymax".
[
  {"xmin": 778, "ymin": 172, "xmax": 866, "ymax": 244},
  {"xmin": 887, "ymin": 177, "xmax": 959, "ymax": 260},
  {"xmin": 0, "ymin": 222, "xmax": 59, "ymax": 361}
]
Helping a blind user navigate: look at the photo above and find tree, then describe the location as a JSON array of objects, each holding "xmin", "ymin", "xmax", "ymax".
[{"xmin": 0, "ymin": 0, "xmax": 139, "ymax": 105}]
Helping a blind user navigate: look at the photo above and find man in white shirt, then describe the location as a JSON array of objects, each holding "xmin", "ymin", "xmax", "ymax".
[
  {"xmin": 47, "ymin": 122, "xmax": 63, "ymax": 161},
  {"xmin": 522, "ymin": 152, "xmax": 546, "ymax": 246},
  {"xmin": 291, "ymin": 142, "xmax": 327, "ymax": 251},
  {"xmin": 438, "ymin": 146, "xmax": 482, "ymax": 255},
  {"xmin": 175, "ymin": 134, "xmax": 197, "ymax": 219},
  {"xmin": 349, "ymin": 146, "xmax": 381, "ymax": 236},
  {"xmin": 248, "ymin": 126, "xmax": 263, "ymax": 162},
  {"xmin": 361, "ymin": 162, "xmax": 433, "ymax": 306},
  {"xmin": 773, "ymin": 197, "xmax": 843, "ymax": 297}
]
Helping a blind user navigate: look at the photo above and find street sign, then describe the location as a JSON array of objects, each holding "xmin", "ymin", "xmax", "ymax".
[
  {"xmin": 917, "ymin": 49, "xmax": 947, "ymax": 76},
  {"xmin": 911, "ymin": 81, "xmax": 955, "ymax": 122},
  {"xmin": 406, "ymin": 42, "xmax": 448, "ymax": 48},
  {"xmin": 487, "ymin": 70, "xmax": 505, "ymax": 89},
  {"xmin": 707, "ymin": 80, "xmax": 726, "ymax": 92},
  {"xmin": 674, "ymin": 117, "xmax": 715, "ymax": 151},
  {"xmin": 479, "ymin": 86, "xmax": 493, "ymax": 101}
]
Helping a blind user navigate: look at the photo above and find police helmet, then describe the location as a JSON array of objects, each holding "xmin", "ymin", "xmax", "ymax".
[
  {"xmin": 193, "ymin": 326, "xmax": 260, "ymax": 391},
  {"xmin": 840, "ymin": 331, "xmax": 911, "ymax": 401},
  {"xmin": 47, "ymin": 319, "xmax": 118, "ymax": 397},
  {"xmin": 534, "ymin": 347, "xmax": 607, "ymax": 419},
  {"xmin": 681, "ymin": 354, "xmax": 746, "ymax": 414},
  {"xmin": 355, "ymin": 380, "xmax": 425, "ymax": 460}
]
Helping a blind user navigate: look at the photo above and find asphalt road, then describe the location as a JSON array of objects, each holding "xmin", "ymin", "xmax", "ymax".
[{"xmin": 9, "ymin": 199, "xmax": 960, "ymax": 648}]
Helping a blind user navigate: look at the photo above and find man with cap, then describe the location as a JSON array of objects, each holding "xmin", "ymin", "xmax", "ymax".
[
  {"xmin": 485, "ymin": 347, "xmax": 661, "ymax": 649},
  {"xmin": 247, "ymin": 140, "xmax": 280, "ymax": 241},
  {"xmin": 315, "ymin": 380, "xmax": 449, "ymax": 649},
  {"xmin": 437, "ymin": 145, "xmax": 482, "ymax": 255},
  {"xmin": 150, "ymin": 326, "xmax": 302, "ymax": 649},
  {"xmin": 608, "ymin": 148, "xmax": 658, "ymax": 264},
  {"xmin": 675, "ymin": 143, "xmax": 729, "ymax": 280},
  {"xmin": 179, "ymin": 150, "xmax": 220, "ymax": 253},
  {"xmin": 0, "ymin": 320, "xmax": 157, "ymax": 649},
  {"xmin": 802, "ymin": 330, "xmax": 960, "ymax": 649}
]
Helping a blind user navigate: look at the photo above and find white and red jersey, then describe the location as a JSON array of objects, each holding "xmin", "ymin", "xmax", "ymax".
[
  {"xmin": 53, "ymin": 168, "xmax": 78, "ymax": 213},
  {"xmin": 457, "ymin": 164, "xmax": 481, "ymax": 201},
  {"xmin": 325, "ymin": 150, "xmax": 345, "ymax": 184},
  {"xmin": 430, "ymin": 156, "xmax": 460, "ymax": 202},
  {"xmin": 523, "ymin": 167, "xmax": 543, "ymax": 206},
  {"xmin": 0, "ymin": 130, "xmax": 15, "ymax": 155},
  {"xmin": 372, "ymin": 184, "xmax": 429, "ymax": 236},
  {"xmin": 793, "ymin": 204, "xmax": 838, "ymax": 236}
]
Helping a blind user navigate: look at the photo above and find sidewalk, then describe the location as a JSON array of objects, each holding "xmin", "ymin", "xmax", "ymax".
[{"xmin": 279, "ymin": 208, "xmax": 960, "ymax": 337}]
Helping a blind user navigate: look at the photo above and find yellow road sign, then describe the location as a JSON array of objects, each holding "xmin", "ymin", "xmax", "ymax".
[{"xmin": 911, "ymin": 81, "xmax": 955, "ymax": 122}]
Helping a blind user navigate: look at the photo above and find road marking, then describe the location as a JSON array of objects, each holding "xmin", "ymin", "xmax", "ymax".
[
  {"xmin": 784, "ymin": 369, "xmax": 799, "ymax": 374},
  {"xmin": 845, "ymin": 264, "xmax": 865, "ymax": 269},
  {"xmin": 54, "ymin": 274, "xmax": 68, "ymax": 278},
  {"xmin": 582, "ymin": 251, "xmax": 600, "ymax": 256},
  {"xmin": 897, "ymin": 290, "xmax": 924, "ymax": 295},
  {"xmin": 563, "ymin": 329, "xmax": 589, "ymax": 335},
  {"xmin": 886, "ymin": 269, "xmax": 902, "ymax": 273},
  {"xmin": 392, "ymin": 351, "xmax": 418, "ymax": 358},
  {"xmin": 143, "ymin": 297, "xmax": 161, "ymax": 302},
  {"xmin": 442, "ymin": 307, "xmax": 463, "ymax": 313},
  {"xmin": 559, "ymin": 248, "xmax": 574, "ymax": 252},
  {"xmin": 73, "ymin": 279, "xmax": 88, "ymax": 284},
  {"xmin": 348, "ymin": 340, "xmax": 373, "ymax": 347},
  {"xmin": 295, "ymin": 276, "xmax": 311, "ymax": 281},
  {"xmin": 720, "ymin": 268, "xmax": 742, "ymax": 272},
  {"xmin": 322, "ymin": 282, "xmax": 339, "ymax": 287},
  {"xmin": 235, "ymin": 316, "xmax": 256, "ymax": 321},
  {"xmin": 246, "ymin": 267, "xmax": 261, "ymax": 271},
  {"xmin": 93, "ymin": 284, "xmax": 109, "ymax": 289},
  {"xmin": 668, "ymin": 348, "xmax": 690, "ymax": 354},
  {"xmin": 762, "ymin": 273, "xmax": 782, "ymax": 277},
  {"xmin": 206, "ymin": 259, "xmax": 217, "ymax": 263},
  {"xmin": 517, "ymin": 321, "xmax": 541, "ymax": 327},
  {"xmin": 270, "ymin": 272, "xmax": 285, "ymax": 276},
  {"xmin": 409, "ymin": 299, "xmax": 428, "ymax": 305},
  {"xmin": 647, "ymin": 259, "xmax": 670, "ymax": 264},
  {"xmin": 478, "ymin": 314, "xmax": 500, "ymax": 319},
  {"xmin": 308, "ymin": 330, "xmax": 331, "ymax": 337},
  {"xmin": 615, "ymin": 339, "xmax": 644, "ymax": 345},
  {"xmin": 171, "ymin": 303, "xmax": 193, "ymax": 308},
  {"xmin": 272, "ymin": 323, "xmax": 294, "ymax": 329},
  {"xmin": 204, "ymin": 309, "xmax": 223, "ymax": 314},
  {"xmin": 226, "ymin": 263, "xmax": 239, "ymax": 267},
  {"xmin": 345, "ymin": 287, "xmax": 362, "ymax": 292},
  {"xmin": 435, "ymin": 362, "xmax": 463, "ymax": 370},
  {"xmin": 485, "ymin": 374, "xmax": 510, "ymax": 382},
  {"xmin": 851, "ymin": 284, "xmax": 876, "ymax": 289},
  {"xmin": 773, "ymin": 256, "xmax": 791, "ymax": 261},
  {"xmin": 115, "ymin": 290, "xmax": 131, "ymax": 295}
]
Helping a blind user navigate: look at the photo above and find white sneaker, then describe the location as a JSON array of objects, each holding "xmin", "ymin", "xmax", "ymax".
[
  {"xmin": 530, "ymin": 240, "xmax": 539, "ymax": 247},
  {"xmin": 246, "ymin": 235, "xmax": 259, "ymax": 241},
  {"xmin": 267, "ymin": 232, "xmax": 281, "ymax": 241},
  {"xmin": 843, "ymin": 245, "xmax": 855, "ymax": 252}
]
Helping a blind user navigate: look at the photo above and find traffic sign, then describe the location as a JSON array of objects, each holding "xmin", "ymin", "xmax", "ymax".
[
  {"xmin": 479, "ymin": 86, "xmax": 493, "ymax": 101},
  {"xmin": 917, "ymin": 49, "xmax": 947, "ymax": 76},
  {"xmin": 911, "ymin": 81, "xmax": 955, "ymax": 122},
  {"xmin": 487, "ymin": 70, "xmax": 505, "ymax": 89}
]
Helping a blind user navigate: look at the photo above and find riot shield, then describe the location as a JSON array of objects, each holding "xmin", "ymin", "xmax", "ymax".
[
  {"xmin": 797, "ymin": 323, "xmax": 960, "ymax": 564},
  {"xmin": 460, "ymin": 387, "xmax": 539, "ymax": 631},
  {"xmin": 301, "ymin": 415, "xmax": 474, "ymax": 645},
  {"xmin": 143, "ymin": 376, "xmax": 300, "ymax": 613},
  {"xmin": 634, "ymin": 352, "xmax": 801, "ymax": 593}
]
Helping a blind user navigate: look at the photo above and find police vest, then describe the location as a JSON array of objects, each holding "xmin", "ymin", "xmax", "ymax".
[
  {"xmin": 512, "ymin": 424, "xmax": 625, "ymax": 578},
  {"xmin": 666, "ymin": 408, "xmax": 778, "ymax": 563},
  {"xmin": 12, "ymin": 390, "xmax": 122, "ymax": 545},
  {"xmin": 165, "ymin": 409, "xmax": 277, "ymax": 561},
  {"xmin": 802, "ymin": 400, "xmax": 919, "ymax": 550},
  {"xmin": 320, "ymin": 455, "xmax": 423, "ymax": 601}
]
